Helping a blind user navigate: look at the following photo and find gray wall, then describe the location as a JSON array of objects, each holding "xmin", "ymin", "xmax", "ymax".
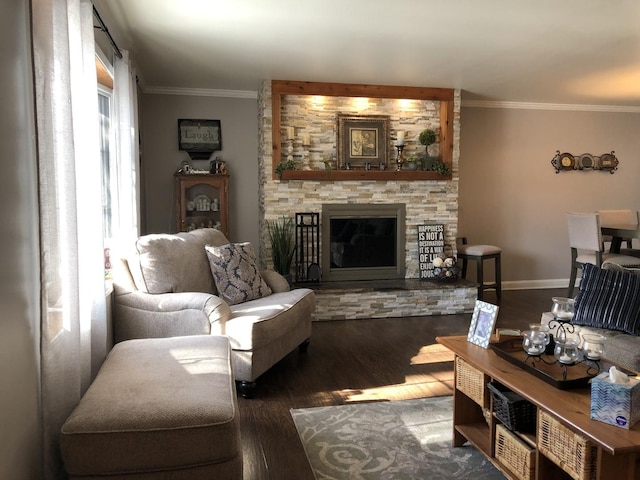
[
  {"xmin": 141, "ymin": 94, "xmax": 259, "ymax": 247},
  {"xmin": 141, "ymin": 95, "xmax": 640, "ymax": 286},
  {"xmin": 459, "ymin": 106, "xmax": 640, "ymax": 286},
  {"xmin": 0, "ymin": 0, "xmax": 42, "ymax": 478}
]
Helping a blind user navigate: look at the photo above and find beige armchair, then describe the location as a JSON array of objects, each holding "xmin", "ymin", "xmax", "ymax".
[{"xmin": 113, "ymin": 228, "xmax": 316, "ymax": 397}]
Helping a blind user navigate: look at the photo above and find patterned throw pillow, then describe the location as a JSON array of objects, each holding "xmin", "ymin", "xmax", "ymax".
[
  {"xmin": 573, "ymin": 263, "xmax": 640, "ymax": 335},
  {"xmin": 205, "ymin": 243, "xmax": 272, "ymax": 305}
]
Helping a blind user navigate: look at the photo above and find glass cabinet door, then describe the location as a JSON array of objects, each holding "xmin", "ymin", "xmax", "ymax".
[{"xmin": 175, "ymin": 174, "xmax": 229, "ymax": 238}]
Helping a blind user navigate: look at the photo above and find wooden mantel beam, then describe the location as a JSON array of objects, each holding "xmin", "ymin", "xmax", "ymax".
[{"xmin": 272, "ymin": 80, "xmax": 454, "ymax": 101}]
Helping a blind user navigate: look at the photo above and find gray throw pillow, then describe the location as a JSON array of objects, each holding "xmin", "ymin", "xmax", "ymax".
[
  {"xmin": 573, "ymin": 263, "xmax": 640, "ymax": 335},
  {"xmin": 205, "ymin": 243, "xmax": 272, "ymax": 305}
]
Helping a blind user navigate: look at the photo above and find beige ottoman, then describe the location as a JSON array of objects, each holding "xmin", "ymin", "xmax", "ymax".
[{"xmin": 60, "ymin": 335, "xmax": 242, "ymax": 479}]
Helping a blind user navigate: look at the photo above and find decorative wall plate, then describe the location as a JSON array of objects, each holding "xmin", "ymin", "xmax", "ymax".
[
  {"xmin": 551, "ymin": 151, "xmax": 575, "ymax": 172},
  {"xmin": 551, "ymin": 150, "xmax": 618, "ymax": 174},
  {"xmin": 578, "ymin": 153, "xmax": 594, "ymax": 170},
  {"xmin": 598, "ymin": 152, "xmax": 619, "ymax": 173}
]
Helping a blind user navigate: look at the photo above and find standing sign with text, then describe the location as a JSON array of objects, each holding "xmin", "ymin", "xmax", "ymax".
[{"xmin": 418, "ymin": 224, "xmax": 445, "ymax": 279}]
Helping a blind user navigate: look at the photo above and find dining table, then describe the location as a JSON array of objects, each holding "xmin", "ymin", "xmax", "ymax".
[{"xmin": 601, "ymin": 222, "xmax": 640, "ymax": 253}]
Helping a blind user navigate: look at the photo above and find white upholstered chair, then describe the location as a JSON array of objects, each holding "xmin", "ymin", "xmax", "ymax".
[
  {"xmin": 597, "ymin": 209, "xmax": 635, "ymax": 251},
  {"xmin": 566, "ymin": 212, "xmax": 640, "ymax": 297},
  {"xmin": 619, "ymin": 210, "xmax": 640, "ymax": 258}
]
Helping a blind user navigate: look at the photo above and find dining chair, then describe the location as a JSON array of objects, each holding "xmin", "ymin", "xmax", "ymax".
[
  {"xmin": 596, "ymin": 209, "xmax": 635, "ymax": 251},
  {"xmin": 619, "ymin": 210, "xmax": 640, "ymax": 258},
  {"xmin": 566, "ymin": 212, "xmax": 640, "ymax": 297}
]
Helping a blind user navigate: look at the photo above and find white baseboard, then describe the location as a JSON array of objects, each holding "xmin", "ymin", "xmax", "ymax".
[{"xmin": 502, "ymin": 278, "xmax": 579, "ymax": 290}]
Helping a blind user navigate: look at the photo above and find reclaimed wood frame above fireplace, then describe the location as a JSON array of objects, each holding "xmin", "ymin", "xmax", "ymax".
[{"xmin": 271, "ymin": 80, "xmax": 454, "ymax": 181}]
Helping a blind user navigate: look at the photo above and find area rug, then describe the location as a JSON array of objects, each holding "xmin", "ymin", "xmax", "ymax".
[{"xmin": 291, "ymin": 396, "xmax": 505, "ymax": 480}]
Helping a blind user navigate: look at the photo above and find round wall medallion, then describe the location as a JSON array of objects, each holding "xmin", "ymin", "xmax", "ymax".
[{"xmin": 578, "ymin": 154, "xmax": 594, "ymax": 170}]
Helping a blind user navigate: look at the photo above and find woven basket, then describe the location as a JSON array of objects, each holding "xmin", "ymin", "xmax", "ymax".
[
  {"xmin": 455, "ymin": 357, "xmax": 486, "ymax": 407},
  {"xmin": 495, "ymin": 424, "xmax": 535, "ymax": 480},
  {"xmin": 487, "ymin": 382, "xmax": 537, "ymax": 433},
  {"xmin": 537, "ymin": 410, "xmax": 597, "ymax": 480}
]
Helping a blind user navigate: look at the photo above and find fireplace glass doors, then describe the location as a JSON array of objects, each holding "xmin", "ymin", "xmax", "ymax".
[{"xmin": 321, "ymin": 204, "xmax": 406, "ymax": 282}]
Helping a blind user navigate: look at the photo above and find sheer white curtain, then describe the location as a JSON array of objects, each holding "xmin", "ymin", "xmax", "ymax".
[
  {"xmin": 113, "ymin": 50, "xmax": 141, "ymax": 248},
  {"xmin": 32, "ymin": 0, "xmax": 107, "ymax": 477}
]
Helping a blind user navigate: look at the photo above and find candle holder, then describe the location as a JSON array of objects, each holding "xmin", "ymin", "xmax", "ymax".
[
  {"xmin": 522, "ymin": 336, "xmax": 602, "ymax": 380},
  {"xmin": 522, "ymin": 330, "xmax": 548, "ymax": 356},
  {"xmin": 286, "ymin": 139, "xmax": 294, "ymax": 162},
  {"xmin": 582, "ymin": 333, "xmax": 605, "ymax": 360},
  {"xmin": 549, "ymin": 296, "xmax": 576, "ymax": 342},
  {"xmin": 554, "ymin": 338, "xmax": 580, "ymax": 365},
  {"xmin": 396, "ymin": 145, "xmax": 405, "ymax": 171}
]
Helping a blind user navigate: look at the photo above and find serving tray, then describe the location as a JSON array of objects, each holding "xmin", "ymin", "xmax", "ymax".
[{"xmin": 490, "ymin": 338, "xmax": 631, "ymax": 390}]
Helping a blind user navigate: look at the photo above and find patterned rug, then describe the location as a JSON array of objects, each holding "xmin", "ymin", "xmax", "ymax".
[{"xmin": 290, "ymin": 396, "xmax": 505, "ymax": 480}]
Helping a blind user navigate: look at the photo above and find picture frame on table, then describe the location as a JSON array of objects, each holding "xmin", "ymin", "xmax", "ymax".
[
  {"xmin": 336, "ymin": 114, "xmax": 389, "ymax": 169},
  {"xmin": 467, "ymin": 300, "xmax": 500, "ymax": 348},
  {"xmin": 178, "ymin": 119, "xmax": 222, "ymax": 154}
]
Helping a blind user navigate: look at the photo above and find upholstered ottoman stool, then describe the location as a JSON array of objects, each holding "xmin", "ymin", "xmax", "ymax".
[{"xmin": 60, "ymin": 335, "xmax": 242, "ymax": 479}]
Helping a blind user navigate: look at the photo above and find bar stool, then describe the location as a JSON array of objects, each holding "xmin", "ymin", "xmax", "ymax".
[{"xmin": 457, "ymin": 238, "xmax": 502, "ymax": 301}]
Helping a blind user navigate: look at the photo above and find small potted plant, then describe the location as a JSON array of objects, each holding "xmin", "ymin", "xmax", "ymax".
[
  {"xmin": 419, "ymin": 129, "xmax": 438, "ymax": 170},
  {"xmin": 274, "ymin": 159, "xmax": 297, "ymax": 179},
  {"xmin": 428, "ymin": 158, "xmax": 451, "ymax": 176},
  {"xmin": 406, "ymin": 155, "xmax": 421, "ymax": 171},
  {"xmin": 418, "ymin": 129, "xmax": 437, "ymax": 151},
  {"xmin": 321, "ymin": 156, "xmax": 333, "ymax": 178},
  {"xmin": 266, "ymin": 216, "xmax": 295, "ymax": 282}
]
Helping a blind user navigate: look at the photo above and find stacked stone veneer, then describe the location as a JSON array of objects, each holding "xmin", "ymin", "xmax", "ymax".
[
  {"xmin": 257, "ymin": 80, "xmax": 471, "ymax": 320},
  {"xmin": 311, "ymin": 283, "xmax": 477, "ymax": 321}
]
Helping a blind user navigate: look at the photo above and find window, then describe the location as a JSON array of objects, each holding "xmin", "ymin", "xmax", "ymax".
[{"xmin": 96, "ymin": 52, "xmax": 115, "ymax": 278}]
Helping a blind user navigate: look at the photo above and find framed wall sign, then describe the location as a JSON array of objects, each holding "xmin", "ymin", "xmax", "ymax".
[
  {"xmin": 178, "ymin": 119, "xmax": 222, "ymax": 158},
  {"xmin": 336, "ymin": 114, "xmax": 389, "ymax": 169},
  {"xmin": 417, "ymin": 223, "xmax": 445, "ymax": 279},
  {"xmin": 467, "ymin": 300, "xmax": 499, "ymax": 348}
]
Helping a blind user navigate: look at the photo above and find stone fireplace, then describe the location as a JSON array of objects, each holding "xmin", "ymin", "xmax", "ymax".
[{"xmin": 256, "ymin": 81, "xmax": 475, "ymax": 319}]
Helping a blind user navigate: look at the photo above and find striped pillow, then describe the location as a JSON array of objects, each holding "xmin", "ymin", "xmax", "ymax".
[{"xmin": 573, "ymin": 263, "xmax": 640, "ymax": 335}]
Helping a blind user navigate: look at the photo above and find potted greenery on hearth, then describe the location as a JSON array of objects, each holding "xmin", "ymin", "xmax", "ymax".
[{"xmin": 266, "ymin": 216, "xmax": 295, "ymax": 281}]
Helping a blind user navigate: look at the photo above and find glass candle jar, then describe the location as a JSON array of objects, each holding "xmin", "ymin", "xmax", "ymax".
[
  {"xmin": 523, "ymin": 330, "xmax": 547, "ymax": 356},
  {"xmin": 554, "ymin": 338, "xmax": 580, "ymax": 364},
  {"xmin": 528, "ymin": 324, "xmax": 551, "ymax": 345},
  {"xmin": 551, "ymin": 297, "xmax": 575, "ymax": 321},
  {"xmin": 582, "ymin": 333, "xmax": 605, "ymax": 360}
]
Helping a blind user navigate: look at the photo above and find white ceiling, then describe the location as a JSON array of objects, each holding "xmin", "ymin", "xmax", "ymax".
[{"xmin": 98, "ymin": 0, "xmax": 640, "ymax": 106}]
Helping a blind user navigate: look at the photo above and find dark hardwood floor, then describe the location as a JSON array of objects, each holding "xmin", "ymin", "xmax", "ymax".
[{"xmin": 238, "ymin": 288, "xmax": 565, "ymax": 480}]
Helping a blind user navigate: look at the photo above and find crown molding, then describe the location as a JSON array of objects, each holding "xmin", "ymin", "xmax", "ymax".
[
  {"xmin": 462, "ymin": 99, "xmax": 640, "ymax": 113},
  {"xmin": 142, "ymin": 86, "xmax": 258, "ymax": 99},
  {"xmin": 141, "ymin": 87, "xmax": 640, "ymax": 111}
]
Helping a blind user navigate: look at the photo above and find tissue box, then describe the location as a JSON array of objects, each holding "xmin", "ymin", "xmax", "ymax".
[{"xmin": 590, "ymin": 372, "xmax": 640, "ymax": 429}]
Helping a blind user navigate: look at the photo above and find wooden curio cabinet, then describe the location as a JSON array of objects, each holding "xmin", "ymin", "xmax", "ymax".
[{"xmin": 174, "ymin": 173, "xmax": 229, "ymax": 238}]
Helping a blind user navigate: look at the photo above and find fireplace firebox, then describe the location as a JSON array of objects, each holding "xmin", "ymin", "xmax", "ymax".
[{"xmin": 321, "ymin": 204, "xmax": 406, "ymax": 282}]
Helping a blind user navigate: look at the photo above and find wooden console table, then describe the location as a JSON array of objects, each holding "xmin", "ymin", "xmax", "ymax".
[{"xmin": 436, "ymin": 335, "xmax": 640, "ymax": 480}]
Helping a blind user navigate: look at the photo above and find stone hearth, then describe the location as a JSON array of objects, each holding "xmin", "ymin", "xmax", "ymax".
[{"xmin": 305, "ymin": 278, "xmax": 477, "ymax": 321}]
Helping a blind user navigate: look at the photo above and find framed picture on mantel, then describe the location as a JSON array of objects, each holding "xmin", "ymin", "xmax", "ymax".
[{"xmin": 336, "ymin": 114, "xmax": 389, "ymax": 170}]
